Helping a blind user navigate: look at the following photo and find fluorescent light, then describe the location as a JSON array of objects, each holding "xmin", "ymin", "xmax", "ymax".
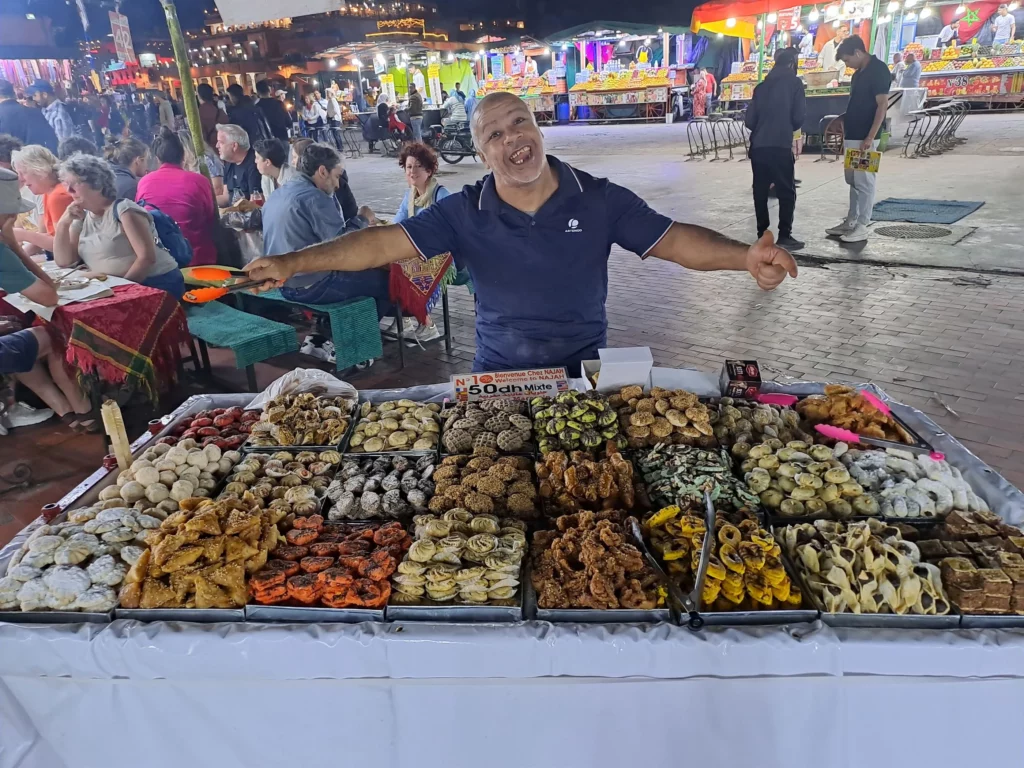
[
  {"xmin": 767, "ymin": 12, "xmax": 778, "ymax": 22},
  {"xmin": 25, "ymin": 13, "xmax": 36, "ymax": 19}
]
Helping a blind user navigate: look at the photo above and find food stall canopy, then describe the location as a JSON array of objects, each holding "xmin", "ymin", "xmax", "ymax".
[
  {"xmin": 691, "ymin": 0, "xmax": 805, "ymax": 38},
  {"xmin": 546, "ymin": 20, "xmax": 689, "ymax": 44}
]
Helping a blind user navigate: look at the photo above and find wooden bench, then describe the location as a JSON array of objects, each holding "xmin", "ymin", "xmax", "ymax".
[
  {"xmin": 244, "ymin": 291, "xmax": 384, "ymax": 371},
  {"xmin": 184, "ymin": 301, "xmax": 299, "ymax": 390}
]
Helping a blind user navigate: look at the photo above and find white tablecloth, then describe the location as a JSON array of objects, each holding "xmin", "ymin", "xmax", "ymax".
[{"xmin": 2, "ymin": 619, "xmax": 1024, "ymax": 768}]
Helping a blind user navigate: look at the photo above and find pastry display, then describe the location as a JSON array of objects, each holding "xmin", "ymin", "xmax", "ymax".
[
  {"xmin": 0, "ymin": 507, "xmax": 161, "ymax": 612},
  {"xmin": 439, "ymin": 399, "xmax": 534, "ymax": 454},
  {"xmin": 161, "ymin": 406, "xmax": 260, "ymax": 449},
  {"xmin": 796, "ymin": 385, "xmax": 914, "ymax": 444},
  {"xmin": 349, "ymin": 399, "xmax": 440, "ymax": 452},
  {"xmin": 609, "ymin": 386, "xmax": 716, "ymax": 449},
  {"xmin": 217, "ymin": 450, "xmax": 341, "ymax": 519},
  {"xmin": 535, "ymin": 442, "xmax": 640, "ymax": 515},
  {"xmin": 388, "ymin": 510, "xmax": 526, "ymax": 604},
  {"xmin": 740, "ymin": 440, "xmax": 869, "ymax": 519},
  {"xmin": 635, "ymin": 444, "xmax": 760, "ymax": 512},
  {"xmin": 247, "ymin": 393, "xmax": 356, "ymax": 447},
  {"xmin": 428, "ymin": 452, "xmax": 540, "ymax": 519},
  {"xmin": 840, "ymin": 448, "xmax": 990, "ymax": 518},
  {"xmin": 98, "ymin": 442, "xmax": 243, "ymax": 516},
  {"xmin": 645, "ymin": 505, "xmax": 802, "ymax": 611},
  {"xmin": 249, "ymin": 519, "xmax": 407, "ymax": 608},
  {"xmin": 116, "ymin": 497, "xmax": 281, "ymax": 610},
  {"xmin": 779, "ymin": 519, "xmax": 952, "ymax": 615},
  {"xmin": 915, "ymin": 510, "xmax": 1024, "ymax": 614},
  {"xmin": 531, "ymin": 511, "xmax": 663, "ymax": 610},
  {"xmin": 530, "ymin": 391, "xmax": 623, "ymax": 455},
  {"xmin": 325, "ymin": 455, "xmax": 435, "ymax": 520},
  {"xmin": 711, "ymin": 397, "xmax": 812, "ymax": 448}
]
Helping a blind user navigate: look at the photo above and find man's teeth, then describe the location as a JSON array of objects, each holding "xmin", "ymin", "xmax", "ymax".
[{"xmin": 510, "ymin": 147, "xmax": 530, "ymax": 165}]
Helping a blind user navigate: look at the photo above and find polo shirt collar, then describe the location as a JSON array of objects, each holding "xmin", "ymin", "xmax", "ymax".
[{"xmin": 477, "ymin": 155, "xmax": 584, "ymax": 214}]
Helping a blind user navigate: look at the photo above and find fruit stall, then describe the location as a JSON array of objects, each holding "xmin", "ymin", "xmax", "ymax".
[
  {"xmin": 568, "ymin": 67, "xmax": 675, "ymax": 121},
  {"xmin": 2, "ymin": 362, "xmax": 1024, "ymax": 767},
  {"xmin": 917, "ymin": 42, "xmax": 1024, "ymax": 103},
  {"xmin": 476, "ymin": 72, "xmax": 566, "ymax": 122}
]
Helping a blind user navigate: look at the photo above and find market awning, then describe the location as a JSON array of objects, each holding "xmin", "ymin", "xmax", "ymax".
[
  {"xmin": 546, "ymin": 20, "xmax": 689, "ymax": 44},
  {"xmin": 213, "ymin": 0, "xmax": 336, "ymax": 26},
  {"xmin": 691, "ymin": 0, "xmax": 803, "ymax": 37}
]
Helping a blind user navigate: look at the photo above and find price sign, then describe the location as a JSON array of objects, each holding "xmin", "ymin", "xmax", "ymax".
[{"xmin": 451, "ymin": 368, "xmax": 569, "ymax": 403}]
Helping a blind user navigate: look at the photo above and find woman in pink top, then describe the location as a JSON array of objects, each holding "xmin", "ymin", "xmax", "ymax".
[{"xmin": 135, "ymin": 127, "xmax": 218, "ymax": 266}]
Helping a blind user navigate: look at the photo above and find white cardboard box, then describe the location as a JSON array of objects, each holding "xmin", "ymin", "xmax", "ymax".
[{"xmin": 591, "ymin": 347, "xmax": 654, "ymax": 393}]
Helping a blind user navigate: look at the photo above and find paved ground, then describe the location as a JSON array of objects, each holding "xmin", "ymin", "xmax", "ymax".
[{"xmin": 2, "ymin": 115, "xmax": 1023, "ymax": 546}]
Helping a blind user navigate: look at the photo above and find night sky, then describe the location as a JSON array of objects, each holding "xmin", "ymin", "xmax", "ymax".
[{"xmin": 21, "ymin": 0, "xmax": 697, "ymax": 42}]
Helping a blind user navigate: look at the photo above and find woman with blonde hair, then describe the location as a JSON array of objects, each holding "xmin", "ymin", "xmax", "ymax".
[{"xmin": 10, "ymin": 144, "xmax": 73, "ymax": 252}]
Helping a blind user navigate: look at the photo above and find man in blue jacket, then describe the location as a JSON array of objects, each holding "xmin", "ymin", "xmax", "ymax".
[{"xmin": 744, "ymin": 47, "xmax": 806, "ymax": 251}]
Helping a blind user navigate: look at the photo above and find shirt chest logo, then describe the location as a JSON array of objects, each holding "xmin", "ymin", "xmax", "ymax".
[{"xmin": 565, "ymin": 218, "xmax": 582, "ymax": 233}]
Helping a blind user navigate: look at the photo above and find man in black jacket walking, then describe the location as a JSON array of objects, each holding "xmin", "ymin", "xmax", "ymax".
[
  {"xmin": 255, "ymin": 80, "xmax": 291, "ymax": 141},
  {"xmin": 0, "ymin": 80, "xmax": 57, "ymax": 153},
  {"xmin": 226, "ymin": 83, "xmax": 271, "ymax": 144},
  {"xmin": 744, "ymin": 47, "xmax": 806, "ymax": 251}
]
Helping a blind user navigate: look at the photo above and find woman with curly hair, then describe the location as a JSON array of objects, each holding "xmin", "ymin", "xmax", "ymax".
[{"xmin": 389, "ymin": 141, "xmax": 452, "ymax": 344}]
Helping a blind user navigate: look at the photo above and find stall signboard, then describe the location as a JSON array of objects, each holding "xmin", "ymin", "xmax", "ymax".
[
  {"xmin": 922, "ymin": 71, "xmax": 1023, "ymax": 97},
  {"xmin": 380, "ymin": 73, "xmax": 396, "ymax": 104},
  {"xmin": 427, "ymin": 62, "xmax": 441, "ymax": 104},
  {"xmin": 108, "ymin": 11, "xmax": 137, "ymax": 65},
  {"xmin": 451, "ymin": 368, "xmax": 569, "ymax": 402},
  {"xmin": 491, "ymin": 54, "xmax": 505, "ymax": 78},
  {"xmin": 776, "ymin": 6, "xmax": 802, "ymax": 30}
]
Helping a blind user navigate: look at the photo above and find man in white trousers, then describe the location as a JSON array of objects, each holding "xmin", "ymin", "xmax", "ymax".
[{"xmin": 826, "ymin": 35, "xmax": 891, "ymax": 243}]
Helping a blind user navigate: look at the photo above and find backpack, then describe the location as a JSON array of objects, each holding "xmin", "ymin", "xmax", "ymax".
[{"xmin": 113, "ymin": 199, "xmax": 193, "ymax": 268}]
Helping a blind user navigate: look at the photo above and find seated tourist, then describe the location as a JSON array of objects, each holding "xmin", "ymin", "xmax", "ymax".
[
  {"xmin": 291, "ymin": 137, "xmax": 358, "ymax": 220},
  {"xmin": 215, "ymin": 123, "xmax": 261, "ymax": 207},
  {"xmin": 135, "ymin": 128, "xmax": 218, "ymax": 267},
  {"xmin": 104, "ymin": 135, "xmax": 149, "ymax": 200},
  {"xmin": 254, "ymin": 137, "xmax": 296, "ymax": 201},
  {"xmin": 57, "ymin": 136, "xmax": 100, "ymax": 160},
  {"xmin": 10, "ymin": 144, "xmax": 72, "ymax": 253},
  {"xmin": 0, "ymin": 168, "xmax": 96, "ymax": 432},
  {"xmin": 52, "ymin": 153, "xmax": 184, "ymax": 298},
  {"xmin": 262, "ymin": 142, "xmax": 381, "ymax": 364}
]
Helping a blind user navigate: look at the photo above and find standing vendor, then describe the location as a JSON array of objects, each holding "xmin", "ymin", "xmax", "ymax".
[
  {"xmin": 244, "ymin": 92, "xmax": 798, "ymax": 374},
  {"xmin": 819, "ymin": 25, "xmax": 849, "ymax": 78}
]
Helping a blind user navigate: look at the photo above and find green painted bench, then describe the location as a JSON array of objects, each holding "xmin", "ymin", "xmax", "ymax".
[
  {"xmin": 184, "ymin": 301, "xmax": 299, "ymax": 390},
  {"xmin": 245, "ymin": 291, "xmax": 383, "ymax": 371}
]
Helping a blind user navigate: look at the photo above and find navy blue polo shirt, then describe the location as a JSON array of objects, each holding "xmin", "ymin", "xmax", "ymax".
[{"xmin": 399, "ymin": 156, "xmax": 673, "ymax": 373}]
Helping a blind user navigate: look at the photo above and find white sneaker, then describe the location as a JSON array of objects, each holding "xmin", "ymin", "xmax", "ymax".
[
  {"xmin": 320, "ymin": 339, "xmax": 337, "ymax": 364},
  {"xmin": 382, "ymin": 317, "xmax": 418, "ymax": 340},
  {"xmin": 826, "ymin": 219, "xmax": 855, "ymax": 236},
  {"xmin": 840, "ymin": 224, "xmax": 871, "ymax": 243},
  {"xmin": 379, "ymin": 317, "xmax": 396, "ymax": 333},
  {"xmin": 5, "ymin": 401, "xmax": 55, "ymax": 428},
  {"xmin": 299, "ymin": 335, "xmax": 317, "ymax": 356},
  {"xmin": 405, "ymin": 321, "xmax": 442, "ymax": 347}
]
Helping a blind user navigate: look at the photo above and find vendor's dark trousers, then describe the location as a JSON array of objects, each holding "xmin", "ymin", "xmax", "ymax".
[{"xmin": 751, "ymin": 147, "xmax": 796, "ymax": 239}]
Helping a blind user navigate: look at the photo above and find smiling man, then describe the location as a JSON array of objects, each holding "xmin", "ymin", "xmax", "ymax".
[{"xmin": 244, "ymin": 92, "xmax": 798, "ymax": 374}]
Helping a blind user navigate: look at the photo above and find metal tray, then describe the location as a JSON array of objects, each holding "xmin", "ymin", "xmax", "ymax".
[
  {"xmin": 0, "ymin": 610, "xmax": 113, "ymax": 624},
  {"xmin": 959, "ymin": 613, "xmax": 1024, "ymax": 629},
  {"xmin": 524, "ymin": 544, "xmax": 671, "ymax": 624},
  {"xmin": 245, "ymin": 604, "xmax": 384, "ymax": 623},
  {"xmin": 114, "ymin": 608, "xmax": 245, "ymax": 622},
  {"xmin": 386, "ymin": 599, "xmax": 522, "ymax": 623}
]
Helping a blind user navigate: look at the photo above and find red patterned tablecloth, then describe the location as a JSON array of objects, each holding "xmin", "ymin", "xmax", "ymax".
[{"xmin": 43, "ymin": 284, "xmax": 188, "ymax": 404}]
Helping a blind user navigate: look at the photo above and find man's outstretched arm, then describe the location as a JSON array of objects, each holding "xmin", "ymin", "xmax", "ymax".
[{"xmin": 244, "ymin": 224, "xmax": 420, "ymax": 287}]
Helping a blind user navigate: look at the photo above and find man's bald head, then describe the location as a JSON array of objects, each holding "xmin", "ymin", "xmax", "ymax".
[{"xmin": 470, "ymin": 91, "xmax": 536, "ymax": 146}]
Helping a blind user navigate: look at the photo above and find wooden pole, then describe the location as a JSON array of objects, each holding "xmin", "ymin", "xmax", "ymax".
[{"xmin": 158, "ymin": 0, "xmax": 210, "ymax": 179}]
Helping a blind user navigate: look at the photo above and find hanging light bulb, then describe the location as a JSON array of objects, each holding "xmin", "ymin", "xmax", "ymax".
[
  {"xmin": 887, "ymin": 1, "xmax": 900, "ymax": 10},
  {"xmin": 955, "ymin": 3, "xmax": 966, "ymax": 12},
  {"xmin": 717, "ymin": 32, "xmax": 725, "ymax": 37},
  {"xmin": 833, "ymin": 19, "xmax": 841, "ymax": 26},
  {"xmin": 767, "ymin": 11, "xmax": 778, "ymax": 22},
  {"xmin": 905, "ymin": 0, "xmax": 917, "ymax": 7},
  {"xmin": 726, "ymin": 16, "xmax": 737, "ymax": 27},
  {"xmin": 920, "ymin": 5, "xmax": 932, "ymax": 16},
  {"xmin": 809, "ymin": 7, "xmax": 820, "ymax": 20},
  {"xmin": 906, "ymin": 11, "xmax": 917, "ymax": 19}
]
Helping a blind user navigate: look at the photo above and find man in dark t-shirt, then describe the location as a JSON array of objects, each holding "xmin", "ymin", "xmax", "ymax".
[{"xmin": 825, "ymin": 35, "xmax": 891, "ymax": 244}]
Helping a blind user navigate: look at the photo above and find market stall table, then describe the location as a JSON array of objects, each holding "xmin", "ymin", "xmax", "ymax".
[
  {"xmin": 2, "ymin": 378, "xmax": 1024, "ymax": 768},
  {"xmin": 3, "ymin": 281, "xmax": 187, "ymax": 405}
]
